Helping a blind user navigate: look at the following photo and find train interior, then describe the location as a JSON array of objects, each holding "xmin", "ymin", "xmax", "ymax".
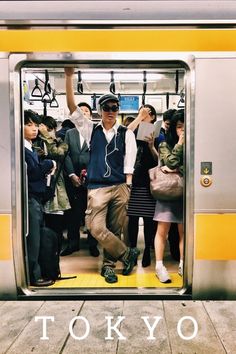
[{"xmin": 20, "ymin": 62, "xmax": 187, "ymax": 295}]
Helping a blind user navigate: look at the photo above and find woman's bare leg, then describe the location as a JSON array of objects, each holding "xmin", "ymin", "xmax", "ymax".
[{"xmin": 155, "ymin": 221, "xmax": 171, "ymax": 261}]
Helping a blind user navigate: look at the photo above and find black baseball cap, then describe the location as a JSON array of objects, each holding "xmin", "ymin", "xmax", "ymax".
[{"xmin": 98, "ymin": 94, "xmax": 119, "ymax": 106}]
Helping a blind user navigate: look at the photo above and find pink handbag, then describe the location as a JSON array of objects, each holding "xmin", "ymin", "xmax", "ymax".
[{"xmin": 149, "ymin": 166, "xmax": 183, "ymax": 201}]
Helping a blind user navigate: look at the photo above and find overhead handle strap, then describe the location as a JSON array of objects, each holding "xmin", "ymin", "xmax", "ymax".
[
  {"xmin": 42, "ymin": 70, "xmax": 51, "ymax": 101},
  {"xmin": 109, "ymin": 71, "xmax": 116, "ymax": 94},
  {"xmin": 31, "ymin": 78, "xmax": 42, "ymax": 98},
  {"xmin": 177, "ymin": 90, "xmax": 185, "ymax": 108},
  {"xmin": 143, "ymin": 70, "xmax": 147, "ymax": 94},
  {"xmin": 142, "ymin": 94, "xmax": 145, "ymax": 105},
  {"xmin": 77, "ymin": 71, "xmax": 83, "ymax": 94},
  {"xmin": 175, "ymin": 70, "xmax": 179, "ymax": 94},
  {"xmin": 166, "ymin": 92, "xmax": 169, "ymax": 109},
  {"xmin": 50, "ymin": 90, "xmax": 59, "ymax": 108},
  {"xmin": 92, "ymin": 93, "xmax": 97, "ymax": 110},
  {"xmin": 43, "ymin": 100, "xmax": 47, "ymax": 116},
  {"xmin": 142, "ymin": 71, "xmax": 147, "ymax": 105}
]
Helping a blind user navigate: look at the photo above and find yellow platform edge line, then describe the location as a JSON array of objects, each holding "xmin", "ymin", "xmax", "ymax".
[{"xmin": 48, "ymin": 273, "xmax": 183, "ymax": 289}]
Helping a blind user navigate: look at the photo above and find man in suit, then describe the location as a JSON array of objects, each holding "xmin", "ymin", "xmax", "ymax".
[{"xmin": 61, "ymin": 103, "xmax": 99, "ymax": 257}]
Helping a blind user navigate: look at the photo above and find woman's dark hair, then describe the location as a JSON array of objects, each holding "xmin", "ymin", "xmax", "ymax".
[
  {"xmin": 78, "ymin": 102, "xmax": 93, "ymax": 117},
  {"xmin": 142, "ymin": 104, "xmax": 157, "ymax": 122},
  {"xmin": 166, "ymin": 109, "xmax": 185, "ymax": 148},
  {"xmin": 123, "ymin": 116, "xmax": 135, "ymax": 127},
  {"xmin": 61, "ymin": 119, "xmax": 75, "ymax": 129},
  {"xmin": 40, "ymin": 115, "xmax": 57, "ymax": 130},
  {"xmin": 24, "ymin": 110, "xmax": 41, "ymax": 125},
  {"xmin": 163, "ymin": 109, "xmax": 177, "ymax": 122}
]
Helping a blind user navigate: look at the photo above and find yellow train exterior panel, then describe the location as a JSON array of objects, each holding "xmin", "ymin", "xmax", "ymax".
[
  {"xmin": 0, "ymin": 214, "xmax": 12, "ymax": 261},
  {"xmin": 1, "ymin": 29, "xmax": 236, "ymax": 52},
  {"xmin": 195, "ymin": 214, "xmax": 236, "ymax": 260}
]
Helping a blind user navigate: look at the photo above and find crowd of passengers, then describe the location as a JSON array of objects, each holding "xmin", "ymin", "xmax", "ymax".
[{"xmin": 24, "ymin": 67, "xmax": 184, "ymax": 287}]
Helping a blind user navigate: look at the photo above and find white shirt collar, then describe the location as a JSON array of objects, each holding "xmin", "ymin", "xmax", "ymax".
[
  {"xmin": 96, "ymin": 120, "xmax": 119, "ymax": 133},
  {"xmin": 24, "ymin": 139, "xmax": 33, "ymax": 151}
]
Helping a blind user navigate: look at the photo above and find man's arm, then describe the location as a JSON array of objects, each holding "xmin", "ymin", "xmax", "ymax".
[
  {"xmin": 65, "ymin": 67, "xmax": 77, "ymax": 114},
  {"xmin": 127, "ymin": 107, "xmax": 150, "ymax": 131},
  {"xmin": 64, "ymin": 67, "xmax": 94, "ymax": 145},
  {"xmin": 124, "ymin": 129, "xmax": 137, "ymax": 184}
]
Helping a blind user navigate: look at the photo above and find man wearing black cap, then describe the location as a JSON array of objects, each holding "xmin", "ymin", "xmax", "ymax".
[{"xmin": 65, "ymin": 67, "xmax": 139, "ymax": 283}]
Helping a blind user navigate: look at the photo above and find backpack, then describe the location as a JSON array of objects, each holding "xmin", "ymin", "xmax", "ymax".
[
  {"xmin": 39, "ymin": 226, "xmax": 77, "ymax": 281},
  {"xmin": 39, "ymin": 226, "xmax": 61, "ymax": 280}
]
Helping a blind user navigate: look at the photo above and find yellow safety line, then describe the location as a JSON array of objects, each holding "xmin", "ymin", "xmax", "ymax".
[{"xmin": 48, "ymin": 273, "xmax": 183, "ymax": 288}]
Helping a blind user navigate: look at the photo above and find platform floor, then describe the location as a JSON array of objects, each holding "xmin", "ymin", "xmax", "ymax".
[{"xmin": 0, "ymin": 300, "xmax": 235, "ymax": 353}]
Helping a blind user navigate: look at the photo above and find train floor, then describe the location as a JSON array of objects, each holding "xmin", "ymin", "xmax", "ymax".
[
  {"xmin": 0, "ymin": 300, "xmax": 235, "ymax": 353},
  {"xmin": 51, "ymin": 224, "xmax": 182, "ymax": 289}
]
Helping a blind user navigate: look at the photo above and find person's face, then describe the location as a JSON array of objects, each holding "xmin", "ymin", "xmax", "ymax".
[
  {"xmin": 164, "ymin": 119, "xmax": 171, "ymax": 131},
  {"xmin": 39, "ymin": 123, "xmax": 56, "ymax": 138},
  {"xmin": 101, "ymin": 101, "xmax": 119, "ymax": 127},
  {"xmin": 24, "ymin": 120, "xmax": 38, "ymax": 141},
  {"xmin": 80, "ymin": 105, "xmax": 92, "ymax": 119},
  {"xmin": 143, "ymin": 111, "xmax": 155, "ymax": 123},
  {"xmin": 46, "ymin": 127, "xmax": 56, "ymax": 138},
  {"xmin": 176, "ymin": 120, "xmax": 184, "ymax": 137}
]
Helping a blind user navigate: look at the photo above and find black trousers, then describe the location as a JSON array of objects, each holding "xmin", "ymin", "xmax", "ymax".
[
  {"xmin": 27, "ymin": 197, "xmax": 44, "ymax": 283},
  {"xmin": 128, "ymin": 216, "xmax": 157, "ymax": 249},
  {"xmin": 44, "ymin": 213, "xmax": 64, "ymax": 252},
  {"xmin": 65, "ymin": 181, "xmax": 98, "ymax": 248}
]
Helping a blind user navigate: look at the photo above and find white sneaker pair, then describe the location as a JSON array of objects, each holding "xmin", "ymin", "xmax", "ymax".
[{"xmin": 156, "ymin": 266, "xmax": 171, "ymax": 283}]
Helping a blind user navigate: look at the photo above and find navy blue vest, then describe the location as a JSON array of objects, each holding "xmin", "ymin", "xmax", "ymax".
[{"xmin": 87, "ymin": 125, "xmax": 127, "ymax": 189}]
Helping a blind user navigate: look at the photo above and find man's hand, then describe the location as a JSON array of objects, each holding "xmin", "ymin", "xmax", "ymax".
[
  {"xmin": 178, "ymin": 132, "xmax": 184, "ymax": 145},
  {"xmin": 70, "ymin": 174, "xmax": 81, "ymax": 188},
  {"xmin": 38, "ymin": 123, "xmax": 50, "ymax": 138},
  {"xmin": 138, "ymin": 107, "xmax": 151, "ymax": 121}
]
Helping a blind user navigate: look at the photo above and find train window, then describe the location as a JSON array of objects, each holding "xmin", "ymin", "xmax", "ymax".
[{"xmin": 19, "ymin": 59, "xmax": 189, "ymax": 298}]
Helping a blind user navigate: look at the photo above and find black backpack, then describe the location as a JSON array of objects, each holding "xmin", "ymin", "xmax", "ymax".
[
  {"xmin": 39, "ymin": 226, "xmax": 61, "ymax": 280},
  {"xmin": 39, "ymin": 226, "xmax": 77, "ymax": 281}
]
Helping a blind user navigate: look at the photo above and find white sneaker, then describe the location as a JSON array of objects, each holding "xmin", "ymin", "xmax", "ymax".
[
  {"xmin": 156, "ymin": 266, "xmax": 171, "ymax": 283},
  {"xmin": 178, "ymin": 264, "xmax": 183, "ymax": 277}
]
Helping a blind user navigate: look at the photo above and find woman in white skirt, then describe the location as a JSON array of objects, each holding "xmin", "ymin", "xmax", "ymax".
[{"xmin": 150, "ymin": 109, "xmax": 184, "ymax": 283}]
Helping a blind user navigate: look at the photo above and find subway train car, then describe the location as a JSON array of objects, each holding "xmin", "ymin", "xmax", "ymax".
[{"xmin": 1, "ymin": 1, "xmax": 236, "ymax": 300}]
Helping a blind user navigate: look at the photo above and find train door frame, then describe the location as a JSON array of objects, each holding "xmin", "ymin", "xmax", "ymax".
[{"xmin": 9, "ymin": 52, "xmax": 195, "ymax": 299}]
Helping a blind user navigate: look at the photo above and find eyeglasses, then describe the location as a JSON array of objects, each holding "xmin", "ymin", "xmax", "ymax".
[{"xmin": 101, "ymin": 104, "xmax": 119, "ymax": 112}]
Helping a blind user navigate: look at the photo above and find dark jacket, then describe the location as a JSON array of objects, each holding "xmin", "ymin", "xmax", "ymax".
[
  {"xmin": 64, "ymin": 128, "xmax": 90, "ymax": 176},
  {"xmin": 25, "ymin": 147, "xmax": 53, "ymax": 199},
  {"xmin": 132, "ymin": 140, "xmax": 157, "ymax": 187}
]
